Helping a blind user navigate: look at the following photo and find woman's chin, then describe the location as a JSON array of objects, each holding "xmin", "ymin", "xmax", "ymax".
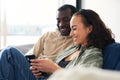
[
  {"xmin": 73, "ymin": 41, "xmax": 81, "ymax": 45},
  {"xmin": 74, "ymin": 42, "xmax": 79, "ymax": 45}
]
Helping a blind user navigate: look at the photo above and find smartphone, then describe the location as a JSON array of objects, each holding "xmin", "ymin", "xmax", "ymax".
[
  {"xmin": 25, "ymin": 55, "xmax": 49, "ymax": 77},
  {"xmin": 25, "ymin": 55, "xmax": 36, "ymax": 63}
]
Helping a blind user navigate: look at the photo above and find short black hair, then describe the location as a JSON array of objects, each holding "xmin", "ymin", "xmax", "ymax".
[{"xmin": 58, "ymin": 4, "xmax": 77, "ymax": 16}]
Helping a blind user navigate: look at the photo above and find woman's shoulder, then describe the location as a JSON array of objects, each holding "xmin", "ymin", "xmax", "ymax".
[
  {"xmin": 82, "ymin": 46, "xmax": 102, "ymax": 55},
  {"xmin": 86, "ymin": 46, "xmax": 101, "ymax": 52}
]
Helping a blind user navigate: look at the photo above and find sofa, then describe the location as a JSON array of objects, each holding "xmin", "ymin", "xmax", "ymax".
[
  {"xmin": 102, "ymin": 42, "xmax": 120, "ymax": 70},
  {"xmin": 15, "ymin": 44, "xmax": 33, "ymax": 54}
]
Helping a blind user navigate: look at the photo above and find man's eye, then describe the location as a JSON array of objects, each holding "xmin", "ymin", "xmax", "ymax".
[
  {"xmin": 57, "ymin": 20, "xmax": 60, "ymax": 23},
  {"xmin": 63, "ymin": 18, "xmax": 70, "ymax": 22}
]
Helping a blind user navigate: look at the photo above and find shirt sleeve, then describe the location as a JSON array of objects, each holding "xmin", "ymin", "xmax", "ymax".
[{"xmin": 26, "ymin": 32, "xmax": 49, "ymax": 58}]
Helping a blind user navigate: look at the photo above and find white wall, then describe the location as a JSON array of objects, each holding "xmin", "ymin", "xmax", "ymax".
[
  {"xmin": 82, "ymin": 0, "xmax": 120, "ymax": 42},
  {"xmin": 58, "ymin": 0, "xmax": 76, "ymax": 7}
]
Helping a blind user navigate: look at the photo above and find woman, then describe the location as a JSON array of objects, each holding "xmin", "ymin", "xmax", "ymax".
[
  {"xmin": 30, "ymin": 9, "xmax": 115, "ymax": 79},
  {"xmin": 0, "ymin": 9, "xmax": 115, "ymax": 80}
]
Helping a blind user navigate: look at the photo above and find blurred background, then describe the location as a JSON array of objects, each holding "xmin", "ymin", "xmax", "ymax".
[{"xmin": 0, "ymin": 0, "xmax": 120, "ymax": 48}]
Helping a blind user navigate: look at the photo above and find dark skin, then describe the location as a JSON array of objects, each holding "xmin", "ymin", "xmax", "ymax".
[
  {"xmin": 57, "ymin": 8, "xmax": 72, "ymax": 36},
  {"xmin": 30, "ymin": 9, "xmax": 73, "ymax": 78}
]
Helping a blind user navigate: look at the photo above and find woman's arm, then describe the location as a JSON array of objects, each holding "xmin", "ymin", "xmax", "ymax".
[{"xmin": 30, "ymin": 59, "xmax": 61, "ymax": 78}]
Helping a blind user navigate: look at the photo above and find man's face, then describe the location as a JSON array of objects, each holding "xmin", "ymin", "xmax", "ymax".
[{"xmin": 56, "ymin": 9, "xmax": 71, "ymax": 36}]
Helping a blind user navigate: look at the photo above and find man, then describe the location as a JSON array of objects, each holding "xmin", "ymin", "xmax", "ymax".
[
  {"xmin": 0, "ymin": 4, "xmax": 77, "ymax": 80},
  {"xmin": 27, "ymin": 4, "xmax": 77, "ymax": 60}
]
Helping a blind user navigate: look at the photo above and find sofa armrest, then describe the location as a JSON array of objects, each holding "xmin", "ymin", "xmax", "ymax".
[{"xmin": 15, "ymin": 44, "xmax": 33, "ymax": 54}]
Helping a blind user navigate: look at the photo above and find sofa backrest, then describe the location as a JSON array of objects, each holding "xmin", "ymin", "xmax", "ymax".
[{"xmin": 102, "ymin": 43, "xmax": 120, "ymax": 70}]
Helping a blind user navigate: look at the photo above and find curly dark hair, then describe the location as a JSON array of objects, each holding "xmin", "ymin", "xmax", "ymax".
[{"xmin": 73, "ymin": 9, "xmax": 115, "ymax": 49}]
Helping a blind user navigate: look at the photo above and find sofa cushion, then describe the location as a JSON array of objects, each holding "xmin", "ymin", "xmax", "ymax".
[
  {"xmin": 15, "ymin": 44, "xmax": 33, "ymax": 54},
  {"xmin": 102, "ymin": 43, "xmax": 120, "ymax": 70}
]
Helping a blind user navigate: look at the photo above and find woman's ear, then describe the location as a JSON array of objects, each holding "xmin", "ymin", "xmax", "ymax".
[{"xmin": 87, "ymin": 25, "xmax": 93, "ymax": 33}]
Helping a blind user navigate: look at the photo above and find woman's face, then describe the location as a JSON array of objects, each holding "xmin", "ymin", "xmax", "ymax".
[{"xmin": 70, "ymin": 15, "xmax": 92, "ymax": 46}]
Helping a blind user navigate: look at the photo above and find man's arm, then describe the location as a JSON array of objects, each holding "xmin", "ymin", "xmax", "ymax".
[{"xmin": 26, "ymin": 32, "xmax": 49, "ymax": 58}]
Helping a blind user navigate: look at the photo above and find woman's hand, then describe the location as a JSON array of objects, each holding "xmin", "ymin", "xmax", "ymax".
[
  {"xmin": 29, "ymin": 65, "xmax": 42, "ymax": 78},
  {"xmin": 30, "ymin": 59, "xmax": 61, "ymax": 77}
]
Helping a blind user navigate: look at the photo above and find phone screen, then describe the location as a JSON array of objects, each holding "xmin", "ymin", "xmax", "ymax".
[{"xmin": 25, "ymin": 55, "xmax": 35, "ymax": 63}]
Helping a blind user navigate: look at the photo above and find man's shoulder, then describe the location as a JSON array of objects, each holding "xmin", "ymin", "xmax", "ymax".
[
  {"xmin": 43, "ymin": 30, "xmax": 58, "ymax": 36},
  {"xmin": 40, "ymin": 30, "xmax": 59, "ymax": 39}
]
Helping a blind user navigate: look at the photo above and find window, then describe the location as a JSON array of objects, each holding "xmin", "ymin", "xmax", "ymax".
[
  {"xmin": 0, "ymin": 0, "xmax": 76, "ymax": 48},
  {"xmin": 0, "ymin": 0, "xmax": 59, "ymax": 48}
]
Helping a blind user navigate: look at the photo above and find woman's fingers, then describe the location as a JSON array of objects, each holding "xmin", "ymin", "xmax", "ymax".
[{"xmin": 30, "ymin": 66, "xmax": 42, "ymax": 78}]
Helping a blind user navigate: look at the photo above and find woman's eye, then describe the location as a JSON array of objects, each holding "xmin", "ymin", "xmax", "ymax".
[{"xmin": 72, "ymin": 27, "xmax": 76, "ymax": 30}]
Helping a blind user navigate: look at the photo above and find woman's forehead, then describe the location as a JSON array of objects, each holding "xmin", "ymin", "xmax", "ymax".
[{"xmin": 71, "ymin": 15, "xmax": 82, "ymax": 23}]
